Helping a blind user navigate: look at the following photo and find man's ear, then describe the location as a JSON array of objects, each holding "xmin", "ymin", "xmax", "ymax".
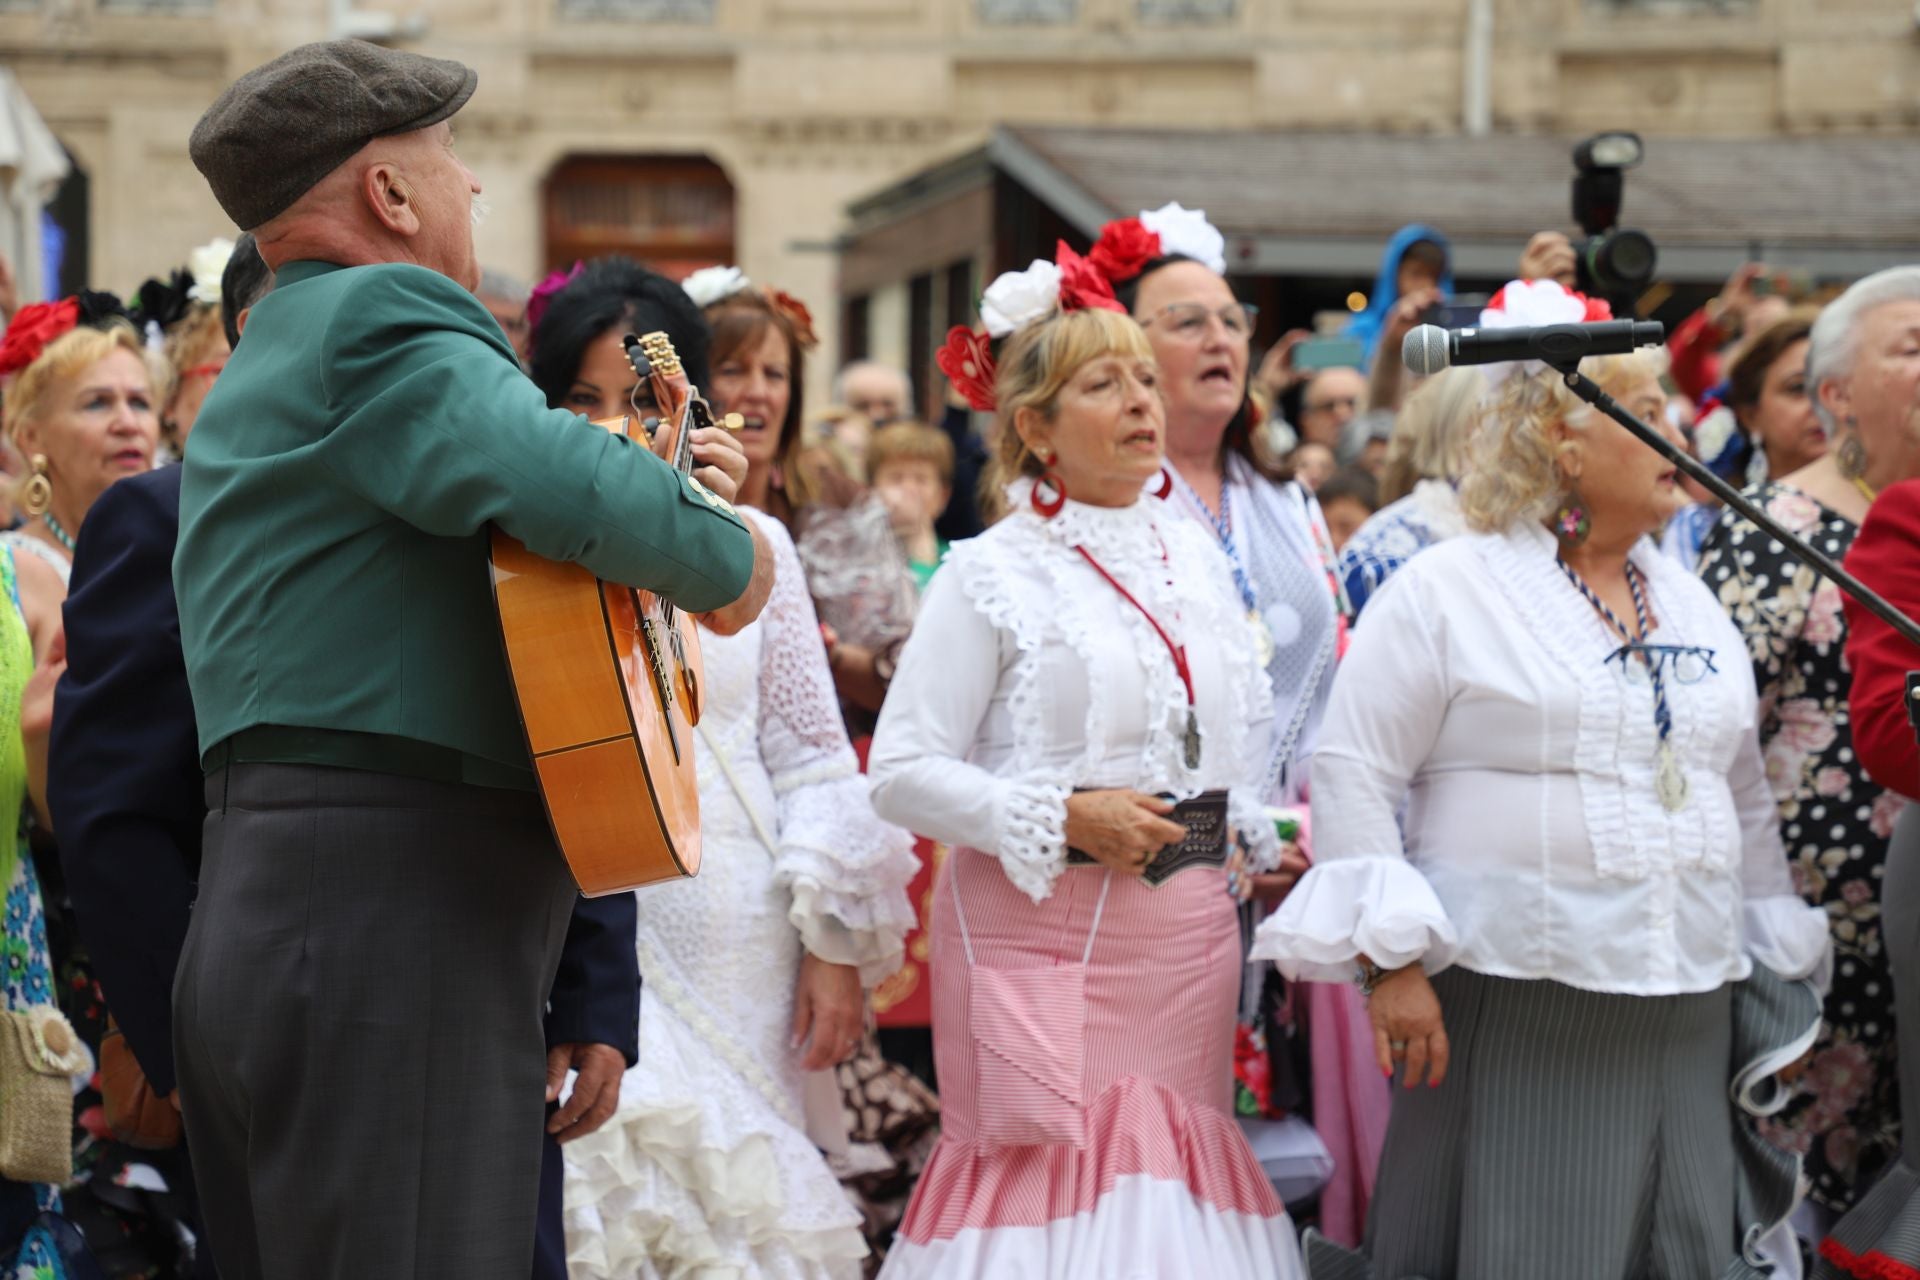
[{"xmin": 362, "ymin": 161, "xmax": 421, "ymax": 237}]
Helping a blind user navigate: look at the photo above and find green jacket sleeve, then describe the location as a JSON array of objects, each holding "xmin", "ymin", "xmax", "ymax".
[{"xmin": 312, "ymin": 264, "xmax": 751, "ymax": 613}]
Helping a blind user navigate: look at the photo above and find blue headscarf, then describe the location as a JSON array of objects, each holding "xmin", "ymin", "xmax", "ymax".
[{"xmin": 1344, "ymin": 223, "xmax": 1454, "ymax": 368}]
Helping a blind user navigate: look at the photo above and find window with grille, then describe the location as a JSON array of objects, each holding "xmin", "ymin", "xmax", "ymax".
[
  {"xmin": 977, "ymin": 0, "xmax": 1077, "ymax": 24},
  {"xmin": 544, "ymin": 155, "xmax": 735, "ymax": 280},
  {"xmin": 557, "ymin": 0, "xmax": 713, "ymax": 20},
  {"xmin": 1136, "ymin": 0, "xmax": 1235, "ymax": 20}
]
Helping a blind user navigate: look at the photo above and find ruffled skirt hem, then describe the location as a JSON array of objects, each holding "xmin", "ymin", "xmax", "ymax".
[
  {"xmin": 884, "ymin": 1076, "xmax": 1299, "ymax": 1278},
  {"xmin": 1817, "ymin": 1163, "xmax": 1920, "ymax": 1280}
]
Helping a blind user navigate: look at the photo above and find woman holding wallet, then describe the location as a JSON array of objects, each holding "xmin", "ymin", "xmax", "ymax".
[{"xmin": 866, "ymin": 252, "xmax": 1304, "ymax": 1278}]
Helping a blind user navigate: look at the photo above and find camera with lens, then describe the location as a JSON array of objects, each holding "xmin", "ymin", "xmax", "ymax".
[{"xmin": 1572, "ymin": 132, "xmax": 1658, "ymax": 309}]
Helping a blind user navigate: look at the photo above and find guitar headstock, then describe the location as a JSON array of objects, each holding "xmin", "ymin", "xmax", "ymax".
[{"xmin": 625, "ymin": 331, "xmax": 698, "ymax": 469}]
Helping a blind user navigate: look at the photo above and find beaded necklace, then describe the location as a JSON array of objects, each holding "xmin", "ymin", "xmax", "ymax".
[{"xmin": 40, "ymin": 514, "xmax": 76, "ymax": 555}]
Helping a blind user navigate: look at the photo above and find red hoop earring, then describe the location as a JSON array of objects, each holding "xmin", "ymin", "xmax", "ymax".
[
  {"xmin": 1031, "ymin": 469, "xmax": 1068, "ymax": 518},
  {"xmin": 1152, "ymin": 467, "xmax": 1174, "ymax": 500}
]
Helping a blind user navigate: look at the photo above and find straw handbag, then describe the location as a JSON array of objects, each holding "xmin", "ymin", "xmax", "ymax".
[{"xmin": 0, "ymin": 1004, "xmax": 85, "ymax": 1185}]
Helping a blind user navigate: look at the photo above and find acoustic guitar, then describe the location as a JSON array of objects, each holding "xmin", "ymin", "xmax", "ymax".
[{"xmin": 490, "ymin": 331, "xmax": 715, "ymax": 895}]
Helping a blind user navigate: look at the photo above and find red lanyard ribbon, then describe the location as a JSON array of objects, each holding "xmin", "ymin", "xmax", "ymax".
[{"xmin": 1073, "ymin": 541, "xmax": 1202, "ymax": 769}]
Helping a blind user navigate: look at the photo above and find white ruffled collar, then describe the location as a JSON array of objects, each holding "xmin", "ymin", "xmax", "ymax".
[{"xmin": 1003, "ymin": 475, "xmax": 1168, "ymax": 563}]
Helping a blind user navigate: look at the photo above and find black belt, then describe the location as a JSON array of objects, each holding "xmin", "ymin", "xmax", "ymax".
[{"xmin": 1066, "ymin": 789, "xmax": 1230, "ymax": 887}]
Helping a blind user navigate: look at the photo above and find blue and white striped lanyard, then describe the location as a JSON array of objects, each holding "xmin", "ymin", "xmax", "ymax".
[
  {"xmin": 1182, "ymin": 474, "xmax": 1260, "ymax": 618},
  {"xmin": 1560, "ymin": 560, "xmax": 1673, "ymax": 746}
]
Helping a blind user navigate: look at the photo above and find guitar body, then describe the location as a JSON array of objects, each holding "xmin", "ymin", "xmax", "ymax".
[{"xmin": 491, "ymin": 332, "xmax": 717, "ymax": 895}]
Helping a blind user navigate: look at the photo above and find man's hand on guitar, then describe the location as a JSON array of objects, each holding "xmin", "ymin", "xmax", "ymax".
[
  {"xmin": 687, "ymin": 424, "xmax": 749, "ymax": 504},
  {"xmin": 698, "ymin": 518, "xmax": 775, "ymax": 637}
]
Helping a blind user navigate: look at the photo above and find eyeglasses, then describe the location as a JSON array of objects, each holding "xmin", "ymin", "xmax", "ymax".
[
  {"xmin": 1304, "ymin": 396, "xmax": 1360, "ymax": 416},
  {"xmin": 1140, "ymin": 302, "xmax": 1258, "ymax": 343},
  {"xmin": 1605, "ymin": 643, "xmax": 1720, "ymax": 686}
]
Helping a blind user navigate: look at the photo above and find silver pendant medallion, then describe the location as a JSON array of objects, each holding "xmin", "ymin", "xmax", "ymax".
[
  {"xmin": 1655, "ymin": 742, "xmax": 1689, "ymax": 813},
  {"xmin": 1250, "ymin": 611, "xmax": 1276, "ymax": 668},
  {"xmin": 1183, "ymin": 709, "xmax": 1203, "ymax": 771}
]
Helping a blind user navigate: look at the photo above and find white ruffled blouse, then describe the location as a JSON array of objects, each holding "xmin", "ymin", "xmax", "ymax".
[
  {"xmin": 1252, "ymin": 521, "xmax": 1831, "ymax": 997},
  {"xmin": 867, "ymin": 482, "xmax": 1280, "ymax": 903}
]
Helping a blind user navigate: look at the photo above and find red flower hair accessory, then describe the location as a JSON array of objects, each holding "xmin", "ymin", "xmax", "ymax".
[
  {"xmin": 937, "ymin": 326, "xmax": 997, "ymax": 412},
  {"xmin": 767, "ymin": 288, "xmax": 820, "ymax": 352},
  {"xmin": 525, "ymin": 261, "xmax": 584, "ymax": 342},
  {"xmin": 0, "ymin": 298, "xmax": 81, "ymax": 378},
  {"xmin": 1089, "ymin": 217, "xmax": 1162, "ymax": 284},
  {"xmin": 1055, "ymin": 242, "xmax": 1127, "ymax": 317}
]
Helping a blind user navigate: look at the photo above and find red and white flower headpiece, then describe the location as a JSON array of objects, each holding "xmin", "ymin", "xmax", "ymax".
[
  {"xmin": 1089, "ymin": 201, "xmax": 1228, "ymax": 281},
  {"xmin": 1476, "ymin": 278, "xmax": 1614, "ymax": 387},
  {"xmin": 938, "ymin": 240, "xmax": 1125, "ymax": 412}
]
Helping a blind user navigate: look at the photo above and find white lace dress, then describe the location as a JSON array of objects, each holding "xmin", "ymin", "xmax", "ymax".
[{"xmin": 563, "ymin": 508, "xmax": 920, "ymax": 1280}]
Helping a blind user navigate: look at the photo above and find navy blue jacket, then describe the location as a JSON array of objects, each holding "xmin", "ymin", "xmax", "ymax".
[{"xmin": 47, "ymin": 466, "xmax": 640, "ymax": 1098}]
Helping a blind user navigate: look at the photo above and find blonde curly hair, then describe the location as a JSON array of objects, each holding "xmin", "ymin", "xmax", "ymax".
[{"xmin": 1458, "ymin": 348, "xmax": 1671, "ymax": 534}]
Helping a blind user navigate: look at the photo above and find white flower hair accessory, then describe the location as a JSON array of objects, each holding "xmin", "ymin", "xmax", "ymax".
[
  {"xmin": 187, "ymin": 237, "xmax": 236, "ymax": 305},
  {"xmin": 1138, "ymin": 202, "xmax": 1227, "ymax": 275},
  {"xmin": 1475, "ymin": 278, "xmax": 1615, "ymax": 387},
  {"xmin": 682, "ymin": 265, "xmax": 753, "ymax": 310},
  {"xmin": 980, "ymin": 258, "xmax": 1063, "ymax": 339}
]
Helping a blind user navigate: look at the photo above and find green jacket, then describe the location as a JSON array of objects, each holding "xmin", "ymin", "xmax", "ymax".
[{"xmin": 175, "ymin": 259, "xmax": 752, "ymax": 787}]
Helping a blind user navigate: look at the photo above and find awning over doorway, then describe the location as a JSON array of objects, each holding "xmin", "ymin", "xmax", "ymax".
[{"xmin": 855, "ymin": 124, "xmax": 1920, "ymax": 284}]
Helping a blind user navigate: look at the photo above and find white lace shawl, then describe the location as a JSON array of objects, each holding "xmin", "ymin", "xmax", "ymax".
[{"xmin": 868, "ymin": 481, "xmax": 1280, "ymax": 902}]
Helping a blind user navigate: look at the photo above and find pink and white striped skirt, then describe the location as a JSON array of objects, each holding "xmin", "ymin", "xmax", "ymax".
[{"xmin": 879, "ymin": 847, "xmax": 1304, "ymax": 1279}]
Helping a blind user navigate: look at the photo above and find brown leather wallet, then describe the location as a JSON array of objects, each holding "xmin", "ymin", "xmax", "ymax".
[{"xmin": 1066, "ymin": 789, "xmax": 1230, "ymax": 887}]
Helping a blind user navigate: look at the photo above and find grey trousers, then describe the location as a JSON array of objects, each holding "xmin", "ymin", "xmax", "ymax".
[
  {"xmin": 1364, "ymin": 969, "xmax": 1736, "ymax": 1280},
  {"xmin": 173, "ymin": 764, "xmax": 579, "ymax": 1280}
]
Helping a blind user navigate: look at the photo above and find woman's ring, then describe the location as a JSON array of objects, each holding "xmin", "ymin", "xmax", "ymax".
[{"xmin": 1390, "ymin": 1039, "xmax": 1409, "ymax": 1053}]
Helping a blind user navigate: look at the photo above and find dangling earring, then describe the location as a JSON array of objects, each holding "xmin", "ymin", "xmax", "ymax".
[
  {"xmin": 1837, "ymin": 418, "xmax": 1869, "ymax": 481},
  {"xmin": 1552, "ymin": 487, "xmax": 1591, "ymax": 549},
  {"xmin": 1031, "ymin": 451, "xmax": 1067, "ymax": 518},
  {"xmin": 20, "ymin": 454, "xmax": 51, "ymax": 519},
  {"xmin": 1152, "ymin": 467, "xmax": 1174, "ymax": 500}
]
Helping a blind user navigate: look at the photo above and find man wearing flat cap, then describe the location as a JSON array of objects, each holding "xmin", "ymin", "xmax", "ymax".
[{"xmin": 170, "ymin": 39, "xmax": 774, "ymax": 1276}]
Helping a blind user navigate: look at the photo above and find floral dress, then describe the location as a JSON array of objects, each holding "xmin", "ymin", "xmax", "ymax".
[
  {"xmin": 0, "ymin": 545, "xmax": 68, "ymax": 1280},
  {"xmin": 1699, "ymin": 482, "xmax": 1907, "ymax": 1213}
]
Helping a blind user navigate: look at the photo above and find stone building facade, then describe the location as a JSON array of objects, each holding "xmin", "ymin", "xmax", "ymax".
[{"xmin": 6, "ymin": 0, "xmax": 1918, "ymax": 373}]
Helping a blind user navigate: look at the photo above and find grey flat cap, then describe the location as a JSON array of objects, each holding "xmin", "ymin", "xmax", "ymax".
[{"xmin": 190, "ymin": 40, "xmax": 477, "ymax": 231}]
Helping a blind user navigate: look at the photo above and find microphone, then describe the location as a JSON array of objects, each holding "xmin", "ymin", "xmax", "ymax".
[{"xmin": 1402, "ymin": 320, "xmax": 1665, "ymax": 377}]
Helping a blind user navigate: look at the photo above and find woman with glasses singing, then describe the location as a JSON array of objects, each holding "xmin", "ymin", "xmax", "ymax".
[{"xmin": 1255, "ymin": 279, "xmax": 1832, "ymax": 1279}]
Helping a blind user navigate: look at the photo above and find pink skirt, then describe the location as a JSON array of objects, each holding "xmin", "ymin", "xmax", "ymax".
[{"xmin": 880, "ymin": 849, "xmax": 1302, "ymax": 1279}]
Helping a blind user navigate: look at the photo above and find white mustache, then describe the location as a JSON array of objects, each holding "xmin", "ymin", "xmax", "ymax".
[{"xmin": 470, "ymin": 194, "xmax": 492, "ymax": 230}]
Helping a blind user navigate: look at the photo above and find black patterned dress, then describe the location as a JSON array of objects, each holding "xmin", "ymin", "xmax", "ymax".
[{"xmin": 1699, "ymin": 482, "xmax": 1909, "ymax": 1213}]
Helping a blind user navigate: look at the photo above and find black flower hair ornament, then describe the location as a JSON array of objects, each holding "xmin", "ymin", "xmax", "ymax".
[{"xmin": 127, "ymin": 270, "xmax": 195, "ymax": 335}]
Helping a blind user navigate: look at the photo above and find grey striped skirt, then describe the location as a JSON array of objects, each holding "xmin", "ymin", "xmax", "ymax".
[{"xmin": 1305, "ymin": 966, "xmax": 1819, "ymax": 1280}]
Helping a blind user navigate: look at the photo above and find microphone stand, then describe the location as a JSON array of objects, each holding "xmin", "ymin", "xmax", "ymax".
[{"xmin": 1557, "ymin": 364, "xmax": 1920, "ymax": 655}]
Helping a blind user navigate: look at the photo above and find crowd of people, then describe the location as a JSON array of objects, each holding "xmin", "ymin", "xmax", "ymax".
[{"xmin": 1, "ymin": 33, "xmax": 1919, "ymax": 1280}]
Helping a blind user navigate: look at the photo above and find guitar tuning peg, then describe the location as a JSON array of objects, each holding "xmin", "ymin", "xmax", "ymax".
[{"xmin": 721, "ymin": 413, "xmax": 745, "ymax": 433}]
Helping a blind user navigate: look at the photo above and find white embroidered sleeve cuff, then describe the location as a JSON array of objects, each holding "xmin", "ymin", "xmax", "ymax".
[
  {"xmin": 992, "ymin": 777, "xmax": 1073, "ymax": 904},
  {"xmin": 1249, "ymin": 856, "xmax": 1458, "ymax": 981},
  {"xmin": 1743, "ymin": 894, "xmax": 1834, "ymax": 995},
  {"xmin": 1229, "ymin": 789, "xmax": 1282, "ymax": 872},
  {"xmin": 773, "ymin": 775, "xmax": 921, "ymax": 989}
]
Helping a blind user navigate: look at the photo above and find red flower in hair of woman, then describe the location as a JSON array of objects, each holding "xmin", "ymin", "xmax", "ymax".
[
  {"xmin": 0, "ymin": 298, "xmax": 81, "ymax": 378},
  {"xmin": 1054, "ymin": 242, "xmax": 1126, "ymax": 317},
  {"xmin": 1088, "ymin": 217, "xmax": 1162, "ymax": 284},
  {"xmin": 767, "ymin": 289, "xmax": 820, "ymax": 351},
  {"xmin": 937, "ymin": 326, "xmax": 997, "ymax": 413},
  {"xmin": 525, "ymin": 261, "xmax": 584, "ymax": 344}
]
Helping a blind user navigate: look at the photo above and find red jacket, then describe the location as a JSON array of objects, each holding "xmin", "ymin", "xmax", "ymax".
[{"xmin": 1842, "ymin": 478, "xmax": 1920, "ymax": 801}]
